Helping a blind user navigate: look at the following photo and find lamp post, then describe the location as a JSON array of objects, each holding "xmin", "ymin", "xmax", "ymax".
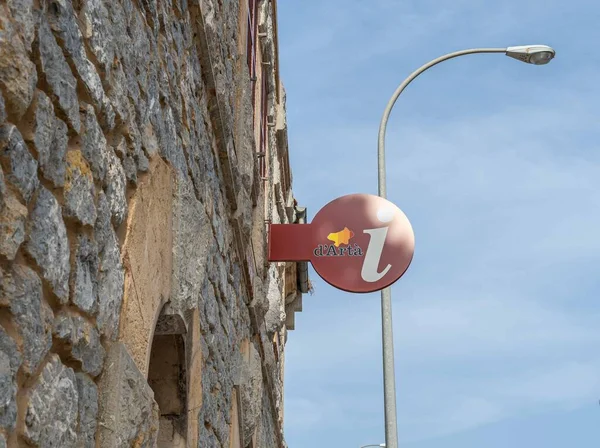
[
  {"xmin": 377, "ymin": 44, "xmax": 555, "ymax": 448},
  {"xmin": 360, "ymin": 444, "xmax": 386, "ymax": 448}
]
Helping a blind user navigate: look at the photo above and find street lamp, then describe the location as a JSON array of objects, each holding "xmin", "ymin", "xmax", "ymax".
[
  {"xmin": 360, "ymin": 444, "xmax": 386, "ymax": 448},
  {"xmin": 376, "ymin": 44, "xmax": 555, "ymax": 448},
  {"xmin": 506, "ymin": 45, "xmax": 555, "ymax": 65}
]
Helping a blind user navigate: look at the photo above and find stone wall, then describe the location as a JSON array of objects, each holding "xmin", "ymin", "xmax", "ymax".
[{"xmin": 0, "ymin": 0, "xmax": 299, "ymax": 447}]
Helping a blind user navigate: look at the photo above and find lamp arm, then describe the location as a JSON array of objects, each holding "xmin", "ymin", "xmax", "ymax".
[{"xmin": 376, "ymin": 48, "xmax": 506, "ymax": 198}]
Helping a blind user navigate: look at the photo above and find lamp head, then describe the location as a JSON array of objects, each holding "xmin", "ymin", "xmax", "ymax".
[{"xmin": 505, "ymin": 45, "xmax": 555, "ymax": 65}]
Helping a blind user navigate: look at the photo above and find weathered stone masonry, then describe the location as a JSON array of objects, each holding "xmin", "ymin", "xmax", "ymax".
[{"xmin": 0, "ymin": 0, "xmax": 304, "ymax": 447}]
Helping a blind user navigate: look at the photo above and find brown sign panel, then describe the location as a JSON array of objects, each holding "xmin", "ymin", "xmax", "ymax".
[{"xmin": 268, "ymin": 194, "xmax": 415, "ymax": 293}]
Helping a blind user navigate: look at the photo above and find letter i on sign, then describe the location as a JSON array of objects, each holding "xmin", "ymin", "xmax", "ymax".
[{"xmin": 361, "ymin": 205, "xmax": 396, "ymax": 282}]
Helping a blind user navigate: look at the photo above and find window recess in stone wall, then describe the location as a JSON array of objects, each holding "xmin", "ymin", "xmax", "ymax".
[{"xmin": 147, "ymin": 308, "xmax": 188, "ymax": 448}]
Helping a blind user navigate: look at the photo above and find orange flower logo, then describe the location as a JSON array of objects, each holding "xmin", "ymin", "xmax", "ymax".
[{"xmin": 327, "ymin": 227, "xmax": 354, "ymax": 247}]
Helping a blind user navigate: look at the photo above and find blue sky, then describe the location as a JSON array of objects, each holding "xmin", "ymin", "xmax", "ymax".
[{"xmin": 277, "ymin": 0, "xmax": 600, "ymax": 447}]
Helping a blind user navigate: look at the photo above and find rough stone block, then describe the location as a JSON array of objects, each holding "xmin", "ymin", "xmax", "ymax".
[
  {"xmin": 53, "ymin": 312, "xmax": 105, "ymax": 377},
  {"xmin": 0, "ymin": 124, "xmax": 39, "ymax": 204},
  {"xmin": 104, "ymin": 148, "xmax": 127, "ymax": 226},
  {"xmin": 46, "ymin": 0, "xmax": 115, "ymax": 130},
  {"xmin": 0, "ymin": 326, "xmax": 22, "ymax": 431},
  {"xmin": 0, "ymin": 186, "xmax": 27, "ymax": 260},
  {"xmin": 0, "ymin": 91, "xmax": 6, "ymax": 124},
  {"xmin": 81, "ymin": 104, "xmax": 110, "ymax": 182},
  {"xmin": 139, "ymin": 0, "xmax": 159, "ymax": 34},
  {"xmin": 97, "ymin": 342, "xmax": 159, "ymax": 448},
  {"xmin": 236, "ymin": 87, "xmax": 256, "ymax": 195},
  {"xmin": 0, "ymin": 6, "xmax": 37, "ymax": 121},
  {"xmin": 52, "ymin": 118, "xmax": 69, "ymax": 181},
  {"xmin": 24, "ymin": 91, "xmax": 67, "ymax": 187},
  {"xmin": 112, "ymin": 133, "xmax": 138, "ymax": 185},
  {"xmin": 95, "ymin": 192, "xmax": 124, "ymax": 339},
  {"xmin": 122, "ymin": 114, "xmax": 147, "ymax": 175},
  {"xmin": 250, "ymin": 272, "xmax": 268, "ymax": 324},
  {"xmin": 240, "ymin": 342, "xmax": 263, "ymax": 443},
  {"xmin": 0, "ymin": 165, "xmax": 5, "ymax": 207},
  {"xmin": 217, "ymin": 412, "xmax": 233, "ymax": 446},
  {"xmin": 256, "ymin": 389, "xmax": 278, "ymax": 448},
  {"xmin": 23, "ymin": 354, "xmax": 79, "ymax": 448},
  {"xmin": 141, "ymin": 122, "xmax": 159, "ymax": 158},
  {"xmin": 105, "ymin": 61, "xmax": 130, "ymax": 125},
  {"xmin": 171, "ymin": 179, "xmax": 212, "ymax": 311},
  {"xmin": 204, "ymin": 283, "xmax": 219, "ymax": 332},
  {"xmin": 123, "ymin": 154, "xmax": 137, "ymax": 185},
  {"xmin": 200, "ymin": 366, "xmax": 218, "ymax": 424},
  {"xmin": 0, "ymin": 265, "xmax": 53, "ymax": 374},
  {"xmin": 128, "ymin": 12, "xmax": 153, "ymax": 99},
  {"xmin": 236, "ymin": 188, "xmax": 253, "ymax": 242},
  {"xmin": 26, "ymin": 89, "xmax": 54, "ymax": 161},
  {"xmin": 64, "ymin": 150, "xmax": 97, "ymax": 226},
  {"xmin": 159, "ymin": 105, "xmax": 188, "ymax": 176},
  {"xmin": 198, "ymin": 429, "xmax": 219, "ymax": 448},
  {"xmin": 71, "ymin": 235, "xmax": 99, "ymax": 315},
  {"xmin": 34, "ymin": 16, "xmax": 80, "ymax": 132},
  {"xmin": 6, "ymin": 0, "xmax": 35, "ymax": 51},
  {"xmin": 264, "ymin": 266, "xmax": 285, "ymax": 335},
  {"xmin": 75, "ymin": 373, "xmax": 98, "ymax": 448},
  {"xmin": 80, "ymin": 0, "xmax": 115, "ymax": 74},
  {"xmin": 25, "ymin": 186, "xmax": 70, "ymax": 303}
]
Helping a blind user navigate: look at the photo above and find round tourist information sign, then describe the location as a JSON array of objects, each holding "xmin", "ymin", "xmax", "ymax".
[{"xmin": 268, "ymin": 193, "xmax": 415, "ymax": 293}]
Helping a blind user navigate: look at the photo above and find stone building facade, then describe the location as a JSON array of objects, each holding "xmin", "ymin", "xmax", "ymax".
[{"xmin": 0, "ymin": 0, "xmax": 306, "ymax": 447}]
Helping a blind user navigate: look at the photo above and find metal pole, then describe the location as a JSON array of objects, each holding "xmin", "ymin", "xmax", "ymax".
[{"xmin": 376, "ymin": 47, "xmax": 506, "ymax": 448}]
